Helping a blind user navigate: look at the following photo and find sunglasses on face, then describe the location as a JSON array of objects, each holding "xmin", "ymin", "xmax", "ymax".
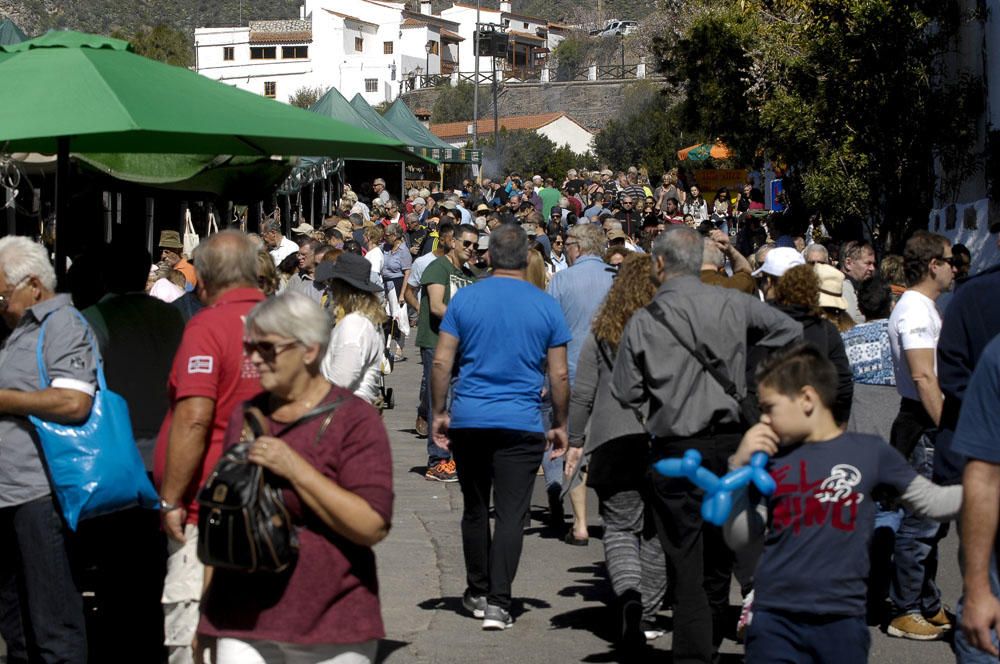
[
  {"xmin": 461, "ymin": 239, "xmax": 476, "ymax": 248},
  {"xmin": 935, "ymin": 256, "xmax": 957, "ymax": 267},
  {"xmin": 243, "ymin": 339, "xmax": 300, "ymax": 362}
]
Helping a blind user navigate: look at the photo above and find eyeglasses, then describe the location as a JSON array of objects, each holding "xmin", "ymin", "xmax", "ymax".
[
  {"xmin": 935, "ymin": 255, "xmax": 957, "ymax": 267},
  {"xmin": 0, "ymin": 277, "xmax": 30, "ymax": 311},
  {"xmin": 461, "ymin": 240, "xmax": 476, "ymax": 248},
  {"xmin": 553, "ymin": 240, "xmax": 564, "ymax": 246},
  {"xmin": 564, "ymin": 241, "xmax": 579, "ymax": 248},
  {"xmin": 622, "ymin": 202, "xmax": 633, "ymax": 206},
  {"xmin": 243, "ymin": 339, "xmax": 301, "ymax": 363}
]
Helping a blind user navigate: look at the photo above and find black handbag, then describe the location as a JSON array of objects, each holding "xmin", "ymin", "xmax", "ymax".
[
  {"xmin": 646, "ymin": 302, "xmax": 760, "ymax": 428},
  {"xmin": 197, "ymin": 398, "xmax": 343, "ymax": 573}
]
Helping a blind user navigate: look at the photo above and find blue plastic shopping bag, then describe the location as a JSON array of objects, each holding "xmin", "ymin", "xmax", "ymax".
[{"xmin": 28, "ymin": 309, "xmax": 159, "ymax": 530}]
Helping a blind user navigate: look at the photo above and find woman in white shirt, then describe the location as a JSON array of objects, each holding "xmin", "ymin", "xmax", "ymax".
[
  {"xmin": 363, "ymin": 225, "xmax": 386, "ymax": 293},
  {"xmin": 318, "ymin": 252, "xmax": 388, "ymax": 405}
]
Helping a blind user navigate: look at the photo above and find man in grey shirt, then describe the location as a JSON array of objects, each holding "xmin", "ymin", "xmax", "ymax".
[
  {"xmin": 612, "ymin": 226, "xmax": 801, "ymax": 663},
  {"xmin": 0, "ymin": 236, "xmax": 97, "ymax": 664}
]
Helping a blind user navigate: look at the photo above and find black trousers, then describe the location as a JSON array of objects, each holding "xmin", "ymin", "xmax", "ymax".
[
  {"xmin": 648, "ymin": 432, "xmax": 741, "ymax": 664},
  {"xmin": 77, "ymin": 506, "xmax": 167, "ymax": 663},
  {"xmin": 450, "ymin": 428, "xmax": 545, "ymax": 611},
  {"xmin": 0, "ymin": 495, "xmax": 87, "ymax": 664}
]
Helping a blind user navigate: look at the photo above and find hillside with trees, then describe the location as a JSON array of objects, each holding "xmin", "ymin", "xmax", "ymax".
[{"xmin": 0, "ymin": 0, "xmax": 657, "ymax": 42}]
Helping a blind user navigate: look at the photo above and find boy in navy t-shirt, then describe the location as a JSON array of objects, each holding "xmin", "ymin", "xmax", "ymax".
[{"xmin": 725, "ymin": 344, "xmax": 962, "ymax": 662}]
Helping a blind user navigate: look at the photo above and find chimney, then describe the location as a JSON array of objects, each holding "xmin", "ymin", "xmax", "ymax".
[
  {"xmin": 299, "ymin": 4, "xmax": 305, "ymax": 19},
  {"xmin": 420, "ymin": 0, "xmax": 432, "ymax": 15},
  {"xmin": 499, "ymin": 1, "xmax": 511, "ymax": 13}
]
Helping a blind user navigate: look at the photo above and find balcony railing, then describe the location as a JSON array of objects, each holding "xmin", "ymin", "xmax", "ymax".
[{"xmin": 400, "ymin": 61, "xmax": 654, "ymax": 93}]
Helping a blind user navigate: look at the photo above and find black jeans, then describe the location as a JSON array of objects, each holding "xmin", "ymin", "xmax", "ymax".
[
  {"xmin": 0, "ymin": 495, "xmax": 87, "ymax": 664},
  {"xmin": 450, "ymin": 428, "xmax": 545, "ymax": 611},
  {"xmin": 648, "ymin": 432, "xmax": 740, "ymax": 664}
]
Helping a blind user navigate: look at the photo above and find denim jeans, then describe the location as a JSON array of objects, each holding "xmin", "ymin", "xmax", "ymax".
[
  {"xmin": 890, "ymin": 434, "xmax": 944, "ymax": 616},
  {"xmin": 0, "ymin": 495, "xmax": 87, "ymax": 664},
  {"xmin": 420, "ymin": 346, "xmax": 452, "ymax": 465}
]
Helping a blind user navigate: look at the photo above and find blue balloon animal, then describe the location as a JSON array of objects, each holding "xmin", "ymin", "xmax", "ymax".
[{"xmin": 653, "ymin": 450, "xmax": 776, "ymax": 526}]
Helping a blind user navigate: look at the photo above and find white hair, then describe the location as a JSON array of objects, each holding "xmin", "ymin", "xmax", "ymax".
[
  {"xmin": 803, "ymin": 243, "xmax": 829, "ymax": 263},
  {"xmin": 0, "ymin": 236, "xmax": 56, "ymax": 291},
  {"xmin": 245, "ymin": 291, "xmax": 332, "ymax": 358}
]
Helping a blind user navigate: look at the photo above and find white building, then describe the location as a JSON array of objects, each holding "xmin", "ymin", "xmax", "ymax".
[
  {"xmin": 194, "ymin": 0, "xmax": 463, "ymax": 105},
  {"xmin": 440, "ymin": 1, "xmax": 566, "ymax": 78},
  {"xmin": 430, "ymin": 112, "xmax": 594, "ymax": 155},
  {"xmin": 927, "ymin": 0, "xmax": 1000, "ymax": 272}
]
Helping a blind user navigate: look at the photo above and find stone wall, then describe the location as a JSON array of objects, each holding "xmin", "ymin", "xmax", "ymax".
[{"xmin": 400, "ymin": 78, "xmax": 668, "ymax": 132}]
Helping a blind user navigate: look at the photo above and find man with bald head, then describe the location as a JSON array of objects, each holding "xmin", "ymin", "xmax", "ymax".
[{"xmin": 154, "ymin": 231, "xmax": 264, "ymax": 664}]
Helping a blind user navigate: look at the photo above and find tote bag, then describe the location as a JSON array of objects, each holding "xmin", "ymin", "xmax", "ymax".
[
  {"xmin": 182, "ymin": 208, "xmax": 200, "ymax": 258},
  {"xmin": 29, "ymin": 310, "xmax": 159, "ymax": 530}
]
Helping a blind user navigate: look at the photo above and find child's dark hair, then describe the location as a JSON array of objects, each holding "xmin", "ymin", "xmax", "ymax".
[{"xmin": 755, "ymin": 343, "xmax": 838, "ymax": 408}]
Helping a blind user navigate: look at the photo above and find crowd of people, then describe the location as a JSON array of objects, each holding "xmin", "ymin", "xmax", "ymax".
[{"xmin": 0, "ymin": 162, "xmax": 999, "ymax": 664}]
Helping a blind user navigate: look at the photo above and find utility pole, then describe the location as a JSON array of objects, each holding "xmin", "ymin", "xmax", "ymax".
[
  {"xmin": 472, "ymin": 0, "xmax": 481, "ymax": 158},
  {"xmin": 492, "ymin": 51, "xmax": 499, "ymax": 165}
]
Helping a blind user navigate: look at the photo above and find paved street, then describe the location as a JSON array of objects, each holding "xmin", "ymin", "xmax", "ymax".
[{"xmin": 375, "ymin": 350, "xmax": 965, "ymax": 663}]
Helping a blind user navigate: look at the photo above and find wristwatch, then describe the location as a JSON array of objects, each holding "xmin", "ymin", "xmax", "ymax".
[{"xmin": 159, "ymin": 499, "xmax": 181, "ymax": 513}]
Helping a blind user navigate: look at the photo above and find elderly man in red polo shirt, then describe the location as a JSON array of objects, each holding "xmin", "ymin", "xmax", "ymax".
[{"xmin": 153, "ymin": 230, "xmax": 264, "ymax": 664}]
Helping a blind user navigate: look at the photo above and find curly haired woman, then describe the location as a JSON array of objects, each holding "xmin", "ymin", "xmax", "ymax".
[
  {"xmin": 771, "ymin": 264, "xmax": 854, "ymax": 423},
  {"xmin": 563, "ymin": 253, "xmax": 667, "ymax": 651}
]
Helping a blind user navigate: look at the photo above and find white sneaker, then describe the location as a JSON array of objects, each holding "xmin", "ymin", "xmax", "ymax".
[{"xmin": 482, "ymin": 604, "xmax": 514, "ymax": 631}]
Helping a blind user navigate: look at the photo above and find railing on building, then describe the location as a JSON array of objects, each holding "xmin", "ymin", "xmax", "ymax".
[{"xmin": 400, "ymin": 59, "xmax": 655, "ymax": 94}]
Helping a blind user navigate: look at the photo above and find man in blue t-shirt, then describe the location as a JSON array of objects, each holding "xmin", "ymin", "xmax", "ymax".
[
  {"xmin": 430, "ymin": 223, "xmax": 572, "ymax": 631},
  {"xmin": 954, "ymin": 335, "xmax": 1000, "ymax": 657}
]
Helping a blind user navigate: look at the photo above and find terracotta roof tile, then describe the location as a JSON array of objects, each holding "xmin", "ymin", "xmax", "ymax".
[
  {"xmin": 249, "ymin": 31, "xmax": 312, "ymax": 44},
  {"xmin": 441, "ymin": 28, "xmax": 464, "ymax": 41},
  {"xmin": 430, "ymin": 112, "xmax": 569, "ymax": 139}
]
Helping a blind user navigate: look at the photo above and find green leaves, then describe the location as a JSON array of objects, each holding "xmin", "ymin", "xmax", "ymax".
[{"xmin": 650, "ymin": 0, "xmax": 973, "ymax": 243}]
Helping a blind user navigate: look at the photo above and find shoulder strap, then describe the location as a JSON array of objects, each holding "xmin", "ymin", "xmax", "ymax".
[
  {"xmin": 273, "ymin": 396, "xmax": 345, "ymax": 438},
  {"xmin": 645, "ymin": 301, "xmax": 741, "ymax": 401}
]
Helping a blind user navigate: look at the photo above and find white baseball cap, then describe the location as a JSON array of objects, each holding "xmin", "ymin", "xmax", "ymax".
[{"xmin": 752, "ymin": 247, "xmax": 805, "ymax": 278}]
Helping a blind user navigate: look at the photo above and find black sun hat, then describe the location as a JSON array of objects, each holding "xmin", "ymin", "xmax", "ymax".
[{"xmin": 314, "ymin": 253, "xmax": 382, "ymax": 292}]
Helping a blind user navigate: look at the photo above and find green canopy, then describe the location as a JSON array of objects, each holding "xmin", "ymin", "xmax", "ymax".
[
  {"xmin": 310, "ymin": 87, "xmax": 383, "ymax": 134},
  {"xmin": 76, "ymin": 153, "xmax": 295, "ymax": 199},
  {"xmin": 309, "ymin": 88, "xmax": 405, "ymax": 163},
  {"xmin": 349, "ymin": 94, "xmax": 416, "ymax": 146},
  {"xmin": 0, "ymin": 30, "xmax": 432, "ymax": 277},
  {"xmin": 0, "ymin": 18, "xmax": 27, "ymax": 46},
  {"xmin": 383, "ymin": 99, "xmax": 466, "ymax": 163},
  {"xmin": 0, "ymin": 31, "xmax": 429, "ymax": 162}
]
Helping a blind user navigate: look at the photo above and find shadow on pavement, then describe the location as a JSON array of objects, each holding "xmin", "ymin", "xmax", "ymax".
[
  {"xmin": 416, "ymin": 595, "xmax": 552, "ymax": 619},
  {"xmin": 375, "ymin": 639, "xmax": 408, "ymax": 663}
]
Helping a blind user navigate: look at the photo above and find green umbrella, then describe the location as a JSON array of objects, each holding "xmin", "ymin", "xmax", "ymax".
[
  {"xmin": 0, "ymin": 31, "xmax": 424, "ymax": 160},
  {"xmin": 0, "ymin": 30, "xmax": 431, "ymax": 275}
]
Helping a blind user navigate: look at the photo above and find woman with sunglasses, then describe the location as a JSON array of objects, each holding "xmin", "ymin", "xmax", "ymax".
[
  {"xmin": 317, "ymin": 253, "xmax": 388, "ymax": 406},
  {"xmin": 198, "ymin": 291, "xmax": 392, "ymax": 664}
]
